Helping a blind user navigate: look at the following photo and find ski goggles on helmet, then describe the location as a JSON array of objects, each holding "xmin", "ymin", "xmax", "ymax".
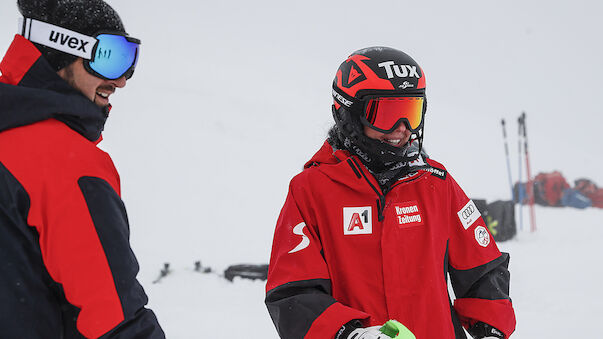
[
  {"xmin": 84, "ymin": 34, "xmax": 140, "ymax": 80},
  {"xmin": 19, "ymin": 17, "xmax": 141, "ymax": 80},
  {"xmin": 360, "ymin": 96, "xmax": 425, "ymax": 134}
]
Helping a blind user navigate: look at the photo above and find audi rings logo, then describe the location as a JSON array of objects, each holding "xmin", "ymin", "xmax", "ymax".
[
  {"xmin": 461, "ymin": 205, "xmax": 475, "ymax": 220},
  {"xmin": 457, "ymin": 200, "xmax": 481, "ymax": 230}
]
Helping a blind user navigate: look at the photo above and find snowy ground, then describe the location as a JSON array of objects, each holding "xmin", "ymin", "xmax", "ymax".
[
  {"xmin": 496, "ymin": 208, "xmax": 603, "ymax": 338},
  {"xmin": 143, "ymin": 207, "xmax": 603, "ymax": 338},
  {"xmin": 1, "ymin": 0, "xmax": 602, "ymax": 338}
]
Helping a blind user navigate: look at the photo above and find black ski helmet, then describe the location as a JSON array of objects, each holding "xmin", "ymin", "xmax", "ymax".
[
  {"xmin": 17, "ymin": 0, "xmax": 126, "ymax": 71},
  {"xmin": 331, "ymin": 46, "xmax": 427, "ymax": 171}
]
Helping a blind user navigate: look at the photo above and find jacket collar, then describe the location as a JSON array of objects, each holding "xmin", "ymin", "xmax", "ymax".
[
  {"xmin": 0, "ymin": 35, "xmax": 108, "ymax": 142},
  {"xmin": 304, "ymin": 140, "xmax": 429, "ymax": 193},
  {"xmin": 303, "ymin": 140, "xmax": 383, "ymax": 192}
]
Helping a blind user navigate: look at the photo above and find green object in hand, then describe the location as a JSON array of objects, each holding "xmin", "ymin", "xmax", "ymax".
[{"xmin": 379, "ymin": 320, "xmax": 416, "ymax": 339}]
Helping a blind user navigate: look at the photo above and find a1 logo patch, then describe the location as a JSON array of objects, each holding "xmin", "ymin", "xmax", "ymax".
[
  {"xmin": 394, "ymin": 201, "xmax": 423, "ymax": 228},
  {"xmin": 343, "ymin": 206, "xmax": 372, "ymax": 235}
]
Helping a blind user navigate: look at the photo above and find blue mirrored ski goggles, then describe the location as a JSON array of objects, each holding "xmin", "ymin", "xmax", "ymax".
[
  {"xmin": 20, "ymin": 18, "xmax": 141, "ymax": 80},
  {"xmin": 84, "ymin": 33, "xmax": 141, "ymax": 80}
]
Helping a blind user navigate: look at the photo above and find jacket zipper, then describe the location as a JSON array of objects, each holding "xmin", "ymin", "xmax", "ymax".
[{"xmin": 347, "ymin": 158, "xmax": 387, "ymax": 222}]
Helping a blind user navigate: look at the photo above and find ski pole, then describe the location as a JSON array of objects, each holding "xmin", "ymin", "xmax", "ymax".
[
  {"xmin": 517, "ymin": 114, "xmax": 524, "ymax": 232},
  {"xmin": 521, "ymin": 112, "xmax": 537, "ymax": 232},
  {"xmin": 501, "ymin": 119, "xmax": 514, "ymax": 201}
]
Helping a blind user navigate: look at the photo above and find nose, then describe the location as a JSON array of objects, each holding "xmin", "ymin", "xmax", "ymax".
[
  {"xmin": 111, "ymin": 76, "xmax": 127, "ymax": 88},
  {"xmin": 394, "ymin": 122, "xmax": 409, "ymax": 133}
]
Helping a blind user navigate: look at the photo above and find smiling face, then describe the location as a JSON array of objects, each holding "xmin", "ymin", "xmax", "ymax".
[
  {"xmin": 57, "ymin": 58, "xmax": 127, "ymax": 108},
  {"xmin": 363, "ymin": 122, "xmax": 412, "ymax": 147}
]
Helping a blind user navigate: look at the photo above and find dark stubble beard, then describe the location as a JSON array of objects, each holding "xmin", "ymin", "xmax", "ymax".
[{"xmin": 60, "ymin": 65, "xmax": 111, "ymax": 111}]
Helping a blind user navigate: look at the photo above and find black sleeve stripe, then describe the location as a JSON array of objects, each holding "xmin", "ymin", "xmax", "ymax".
[
  {"xmin": 78, "ymin": 177, "xmax": 165, "ymax": 338},
  {"xmin": 449, "ymin": 252, "xmax": 511, "ymax": 301},
  {"xmin": 265, "ymin": 278, "xmax": 336, "ymax": 339}
]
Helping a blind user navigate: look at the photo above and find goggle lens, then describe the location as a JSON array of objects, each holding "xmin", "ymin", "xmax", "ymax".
[
  {"xmin": 365, "ymin": 97, "xmax": 424, "ymax": 132},
  {"xmin": 88, "ymin": 34, "xmax": 139, "ymax": 80}
]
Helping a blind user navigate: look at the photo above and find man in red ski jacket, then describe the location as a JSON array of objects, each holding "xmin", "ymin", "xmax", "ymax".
[
  {"xmin": 0, "ymin": 1, "xmax": 164, "ymax": 338},
  {"xmin": 265, "ymin": 47, "xmax": 516, "ymax": 339}
]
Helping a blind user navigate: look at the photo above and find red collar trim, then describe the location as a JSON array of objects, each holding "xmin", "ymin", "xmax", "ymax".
[{"xmin": 0, "ymin": 35, "xmax": 42, "ymax": 85}]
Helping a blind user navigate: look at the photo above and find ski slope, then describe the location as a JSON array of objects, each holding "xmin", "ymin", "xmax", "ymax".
[
  {"xmin": 145, "ymin": 207, "xmax": 603, "ymax": 338},
  {"xmin": 1, "ymin": 0, "xmax": 602, "ymax": 337}
]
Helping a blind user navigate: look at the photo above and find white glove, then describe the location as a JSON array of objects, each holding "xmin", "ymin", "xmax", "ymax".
[
  {"xmin": 347, "ymin": 320, "xmax": 416, "ymax": 339},
  {"xmin": 348, "ymin": 326, "xmax": 391, "ymax": 339}
]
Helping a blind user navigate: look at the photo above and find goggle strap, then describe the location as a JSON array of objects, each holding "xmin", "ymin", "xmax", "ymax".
[
  {"xmin": 332, "ymin": 85, "xmax": 361, "ymax": 112},
  {"xmin": 18, "ymin": 17, "xmax": 96, "ymax": 60}
]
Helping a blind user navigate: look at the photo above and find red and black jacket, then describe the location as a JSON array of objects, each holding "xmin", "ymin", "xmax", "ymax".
[
  {"xmin": 265, "ymin": 141, "xmax": 516, "ymax": 339},
  {"xmin": 0, "ymin": 35, "xmax": 164, "ymax": 338}
]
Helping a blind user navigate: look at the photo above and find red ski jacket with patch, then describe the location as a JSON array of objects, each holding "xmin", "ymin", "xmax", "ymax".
[
  {"xmin": 0, "ymin": 35, "xmax": 164, "ymax": 338},
  {"xmin": 265, "ymin": 141, "xmax": 516, "ymax": 339}
]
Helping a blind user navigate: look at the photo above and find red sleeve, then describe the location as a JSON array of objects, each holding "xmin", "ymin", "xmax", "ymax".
[
  {"xmin": 266, "ymin": 178, "xmax": 369, "ymax": 339},
  {"xmin": 37, "ymin": 175, "xmax": 125, "ymax": 337},
  {"xmin": 446, "ymin": 174, "xmax": 516, "ymax": 338}
]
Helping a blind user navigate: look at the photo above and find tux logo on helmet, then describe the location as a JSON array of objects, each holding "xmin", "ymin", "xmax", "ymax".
[{"xmin": 378, "ymin": 61, "xmax": 421, "ymax": 79}]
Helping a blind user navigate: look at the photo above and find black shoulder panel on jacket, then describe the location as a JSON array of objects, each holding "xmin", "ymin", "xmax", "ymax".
[
  {"xmin": 265, "ymin": 278, "xmax": 336, "ymax": 339},
  {"xmin": 0, "ymin": 161, "xmax": 67, "ymax": 337},
  {"xmin": 0, "ymin": 57, "xmax": 108, "ymax": 140},
  {"xmin": 78, "ymin": 177, "xmax": 165, "ymax": 338},
  {"xmin": 449, "ymin": 252, "xmax": 511, "ymax": 301}
]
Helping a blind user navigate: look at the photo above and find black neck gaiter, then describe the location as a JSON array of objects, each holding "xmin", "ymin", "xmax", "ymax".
[{"xmin": 328, "ymin": 126, "xmax": 427, "ymax": 192}]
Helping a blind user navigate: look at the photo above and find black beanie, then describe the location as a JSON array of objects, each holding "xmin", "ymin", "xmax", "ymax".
[{"xmin": 17, "ymin": 0, "xmax": 126, "ymax": 71}]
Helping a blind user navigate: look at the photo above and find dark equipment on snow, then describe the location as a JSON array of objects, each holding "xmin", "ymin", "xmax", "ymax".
[
  {"xmin": 152, "ymin": 263, "xmax": 171, "ymax": 284},
  {"xmin": 474, "ymin": 199, "xmax": 516, "ymax": 242},
  {"xmin": 514, "ymin": 173, "xmax": 601, "ymax": 209},
  {"xmin": 575, "ymin": 178, "xmax": 603, "ymax": 208},
  {"xmin": 194, "ymin": 261, "xmax": 213, "ymax": 273},
  {"xmin": 224, "ymin": 264, "xmax": 269, "ymax": 282},
  {"xmin": 560, "ymin": 188, "xmax": 592, "ymax": 209},
  {"xmin": 533, "ymin": 171, "xmax": 570, "ymax": 207}
]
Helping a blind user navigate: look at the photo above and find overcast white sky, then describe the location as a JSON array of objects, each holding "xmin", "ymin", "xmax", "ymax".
[
  {"xmin": 2, "ymin": 0, "xmax": 602, "ymax": 265},
  {"xmin": 2, "ymin": 3, "xmax": 602, "ymax": 337}
]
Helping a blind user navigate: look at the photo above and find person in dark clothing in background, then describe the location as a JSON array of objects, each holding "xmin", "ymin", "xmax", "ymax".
[{"xmin": 0, "ymin": 0, "xmax": 165, "ymax": 337}]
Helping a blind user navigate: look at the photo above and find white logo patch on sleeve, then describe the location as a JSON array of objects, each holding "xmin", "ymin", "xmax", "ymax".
[
  {"xmin": 343, "ymin": 206, "xmax": 373, "ymax": 235},
  {"xmin": 288, "ymin": 222, "xmax": 310, "ymax": 254},
  {"xmin": 457, "ymin": 200, "xmax": 481, "ymax": 230},
  {"xmin": 474, "ymin": 226, "xmax": 491, "ymax": 247}
]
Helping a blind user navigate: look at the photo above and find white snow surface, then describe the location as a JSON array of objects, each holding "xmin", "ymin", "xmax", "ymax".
[{"xmin": 1, "ymin": 0, "xmax": 602, "ymax": 337}]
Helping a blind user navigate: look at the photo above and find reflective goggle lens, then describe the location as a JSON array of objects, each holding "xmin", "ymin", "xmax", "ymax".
[
  {"xmin": 364, "ymin": 97, "xmax": 424, "ymax": 132},
  {"xmin": 88, "ymin": 34, "xmax": 139, "ymax": 80}
]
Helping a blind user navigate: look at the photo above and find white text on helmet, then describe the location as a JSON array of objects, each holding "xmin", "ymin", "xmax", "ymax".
[
  {"xmin": 378, "ymin": 61, "xmax": 420, "ymax": 79},
  {"xmin": 332, "ymin": 89, "xmax": 353, "ymax": 108}
]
